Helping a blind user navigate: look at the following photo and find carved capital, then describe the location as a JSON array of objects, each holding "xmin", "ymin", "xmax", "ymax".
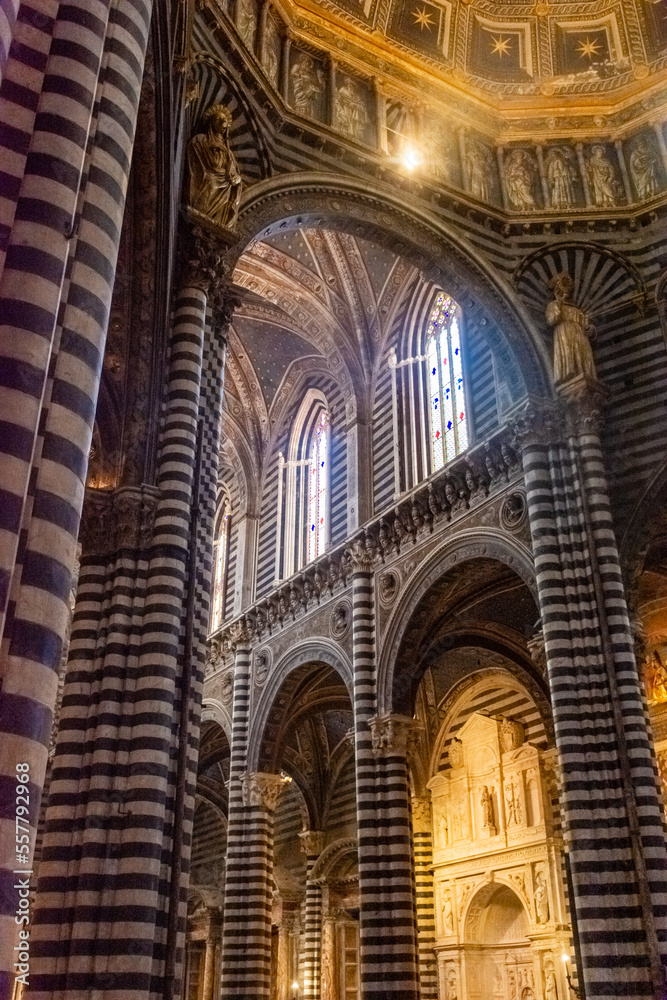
[
  {"xmin": 209, "ymin": 281, "xmax": 243, "ymax": 333},
  {"xmin": 180, "ymin": 223, "xmax": 229, "ymax": 293},
  {"xmin": 79, "ymin": 490, "xmax": 115, "ymax": 558},
  {"xmin": 113, "ymin": 485, "xmax": 159, "ymax": 550},
  {"xmin": 299, "ymin": 830, "xmax": 324, "ymax": 858},
  {"xmin": 229, "ymin": 617, "xmax": 252, "ymax": 650},
  {"xmin": 241, "ymin": 772, "xmax": 290, "ymax": 812},
  {"xmin": 346, "ymin": 532, "xmax": 377, "ymax": 573},
  {"xmin": 411, "ymin": 796, "xmax": 432, "ymax": 834},
  {"xmin": 558, "ymin": 376, "xmax": 609, "ymax": 438},
  {"xmin": 507, "ymin": 397, "xmax": 562, "ymax": 453},
  {"xmin": 527, "ymin": 628, "xmax": 547, "ymax": 677},
  {"xmin": 369, "ymin": 713, "xmax": 419, "ymax": 758}
]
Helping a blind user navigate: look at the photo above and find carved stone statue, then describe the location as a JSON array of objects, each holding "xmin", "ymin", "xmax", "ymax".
[
  {"xmin": 505, "ymin": 777, "xmax": 521, "ymax": 825},
  {"xmin": 449, "ymin": 737, "xmax": 464, "ymax": 769},
  {"xmin": 630, "ymin": 139, "xmax": 660, "ymax": 200},
  {"xmin": 534, "ymin": 869, "xmax": 550, "ymax": 923},
  {"xmin": 442, "ymin": 890, "xmax": 455, "ymax": 934},
  {"xmin": 188, "ymin": 104, "xmax": 242, "ymax": 228},
  {"xmin": 336, "ymin": 77, "xmax": 368, "ymax": 140},
  {"xmin": 545, "ymin": 272, "xmax": 596, "ymax": 385},
  {"xmin": 438, "ymin": 811, "xmax": 449, "ymax": 847},
  {"xmin": 481, "ymin": 785, "xmax": 496, "ymax": 834},
  {"xmin": 545, "ymin": 147, "xmax": 576, "ymax": 209},
  {"xmin": 644, "ymin": 649, "xmax": 667, "ymax": 705},
  {"xmin": 505, "ymin": 149, "xmax": 537, "ymax": 210},
  {"xmin": 588, "ymin": 145, "xmax": 619, "ymax": 207},
  {"xmin": 290, "ymin": 53, "xmax": 324, "ymax": 117},
  {"xmin": 544, "ymin": 967, "xmax": 558, "ymax": 1000},
  {"xmin": 466, "ymin": 141, "xmax": 492, "ymax": 201},
  {"xmin": 447, "ymin": 968, "xmax": 458, "ymax": 1000}
]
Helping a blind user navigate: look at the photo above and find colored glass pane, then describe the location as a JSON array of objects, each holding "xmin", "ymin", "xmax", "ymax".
[
  {"xmin": 211, "ymin": 509, "xmax": 229, "ymax": 630},
  {"xmin": 308, "ymin": 409, "xmax": 328, "ymax": 563},
  {"xmin": 425, "ymin": 295, "xmax": 469, "ymax": 472}
]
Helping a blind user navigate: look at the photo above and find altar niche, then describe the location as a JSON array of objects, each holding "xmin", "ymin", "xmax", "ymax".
[{"xmin": 428, "ymin": 712, "xmax": 570, "ymax": 1000}]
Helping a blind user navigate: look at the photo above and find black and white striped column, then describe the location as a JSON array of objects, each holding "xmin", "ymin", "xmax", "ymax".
[
  {"xmin": 514, "ymin": 389, "xmax": 667, "ymax": 1000},
  {"xmin": 221, "ymin": 763, "xmax": 287, "ymax": 998},
  {"xmin": 412, "ymin": 796, "xmax": 437, "ymax": 1000},
  {"xmin": 300, "ymin": 831, "xmax": 324, "ymax": 1000},
  {"xmin": 0, "ymin": 4, "xmax": 155, "ymax": 995}
]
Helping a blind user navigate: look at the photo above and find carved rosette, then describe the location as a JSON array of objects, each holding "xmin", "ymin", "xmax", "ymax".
[
  {"xmin": 369, "ymin": 713, "xmax": 419, "ymax": 758},
  {"xmin": 241, "ymin": 772, "xmax": 290, "ymax": 812}
]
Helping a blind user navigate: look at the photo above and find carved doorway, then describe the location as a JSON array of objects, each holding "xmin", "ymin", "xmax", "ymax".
[{"xmin": 336, "ymin": 921, "xmax": 360, "ymax": 1000}]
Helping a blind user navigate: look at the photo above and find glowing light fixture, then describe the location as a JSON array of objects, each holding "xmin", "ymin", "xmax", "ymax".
[{"xmin": 402, "ymin": 146, "xmax": 420, "ymax": 171}]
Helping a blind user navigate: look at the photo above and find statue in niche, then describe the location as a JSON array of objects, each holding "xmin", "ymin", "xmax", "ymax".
[
  {"xmin": 465, "ymin": 141, "xmax": 492, "ymax": 201},
  {"xmin": 447, "ymin": 969, "xmax": 458, "ymax": 1000},
  {"xmin": 438, "ymin": 811, "xmax": 449, "ymax": 847},
  {"xmin": 644, "ymin": 649, "xmax": 667, "ymax": 705},
  {"xmin": 545, "ymin": 147, "xmax": 576, "ymax": 209},
  {"xmin": 481, "ymin": 785, "xmax": 496, "ymax": 834},
  {"xmin": 630, "ymin": 139, "xmax": 661, "ymax": 200},
  {"xmin": 588, "ymin": 145, "xmax": 619, "ymax": 207},
  {"xmin": 290, "ymin": 53, "xmax": 324, "ymax": 118},
  {"xmin": 534, "ymin": 870, "xmax": 550, "ymax": 923},
  {"xmin": 544, "ymin": 965, "xmax": 558, "ymax": 1000},
  {"xmin": 452, "ymin": 797, "xmax": 467, "ymax": 839},
  {"xmin": 336, "ymin": 77, "xmax": 369, "ymax": 140},
  {"xmin": 236, "ymin": 0, "xmax": 256, "ymax": 48},
  {"xmin": 187, "ymin": 104, "xmax": 242, "ymax": 229},
  {"xmin": 441, "ymin": 890, "xmax": 455, "ymax": 934},
  {"xmin": 505, "ymin": 777, "xmax": 521, "ymax": 825},
  {"xmin": 545, "ymin": 272, "xmax": 596, "ymax": 385},
  {"xmin": 505, "ymin": 149, "xmax": 537, "ymax": 210},
  {"xmin": 263, "ymin": 20, "xmax": 281, "ymax": 86}
]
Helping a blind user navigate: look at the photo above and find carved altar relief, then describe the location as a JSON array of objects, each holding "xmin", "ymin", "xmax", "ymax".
[{"xmin": 428, "ymin": 712, "xmax": 571, "ymax": 1000}]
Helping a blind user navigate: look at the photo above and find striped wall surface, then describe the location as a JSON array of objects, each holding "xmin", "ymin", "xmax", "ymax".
[
  {"xmin": 302, "ymin": 839, "xmax": 323, "ymax": 1000},
  {"xmin": 324, "ymin": 754, "xmax": 357, "ymax": 836},
  {"xmin": 519, "ymin": 398, "xmax": 667, "ymax": 999},
  {"xmin": 0, "ymin": 3, "xmax": 155, "ymax": 997},
  {"xmin": 413, "ymin": 815, "xmax": 438, "ymax": 1000}
]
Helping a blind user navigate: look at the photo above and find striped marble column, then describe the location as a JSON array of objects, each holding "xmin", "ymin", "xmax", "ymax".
[
  {"xmin": 300, "ymin": 831, "xmax": 324, "ymax": 1000},
  {"xmin": 367, "ymin": 714, "xmax": 421, "ymax": 1000},
  {"xmin": 513, "ymin": 388, "xmax": 667, "ymax": 1000},
  {"xmin": 28, "ymin": 233, "xmax": 237, "ymax": 1000},
  {"xmin": 221, "ymin": 766, "xmax": 287, "ymax": 998},
  {"xmin": 412, "ymin": 796, "xmax": 437, "ymax": 1000},
  {"xmin": 0, "ymin": 4, "xmax": 155, "ymax": 997}
]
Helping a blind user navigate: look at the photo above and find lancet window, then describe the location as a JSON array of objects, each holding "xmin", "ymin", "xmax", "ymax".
[
  {"xmin": 426, "ymin": 293, "xmax": 469, "ymax": 471},
  {"xmin": 211, "ymin": 497, "xmax": 231, "ymax": 630}
]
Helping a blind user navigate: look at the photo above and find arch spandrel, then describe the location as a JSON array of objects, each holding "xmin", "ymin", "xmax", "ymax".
[
  {"xmin": 226, "ymin": 173, "xmax": 552, "ymax": 401},
  {"xmin": 377, "ymin": 529, "xmax": 538, "ymax": 716}
]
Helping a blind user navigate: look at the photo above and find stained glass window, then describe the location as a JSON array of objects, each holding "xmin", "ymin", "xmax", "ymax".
[
  {"xmin": 211, "ymin": 506, "xmax": 230, "ymax": 630},
  {"xmin": 426, "ymin": 293, "xmax": 469, "ymax": 472},
  {"xmin": 307, "ymin": 409, "xmax": 328, "ymax": 563}
]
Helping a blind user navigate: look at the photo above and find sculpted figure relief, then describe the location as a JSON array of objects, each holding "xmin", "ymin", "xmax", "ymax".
[
  {"xmin": 188, "ymin": 104, "xmax": 242, "ymax": 228},
  {"xmin": 534, "ymin": 870, "xmax": 550, "ymax": 923},
  {"xmin": 588, "ymin": 145, "xmax": 619, "ymax": 207},
  {"xmin": 630, "ymin": 139, "xmax": 661, "ymax": 200},
  {"xmin": 545, "ymin": 272, "xmax": 596, "ymax": 385},
  {"xmin": 290, "ymin": 54, "xmax": 324, "ymax": 117},
  {"xmin": 481, "ymin": 785, "xmax": 496, "ymax": 834},
  {"xmin": 505, "ymin": 149, "xmax": 537, "ymax": 210},
  {"xmin": 336, "ymin": 77, "xmax": 369, "ymax": 140},
  {"xmin": 644, "ymin": 649, "xmax": 667, "ymax": 705},
  {"xmin": 442, "ymin": 890, "xmax": 455, "ymax": 934},
  {"xmin": 236, "ymin": 0, "xmax": 256, "ymax": 48},
  {"xmin": 545, "ymin": 147, "xmax": 576, "ymax": 209},
  {"xmin": 466, "ymin": 141, "xmax": 492, "ymax": 201}
]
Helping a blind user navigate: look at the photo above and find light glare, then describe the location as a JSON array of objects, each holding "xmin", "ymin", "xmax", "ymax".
[{"xmin": 402, "ymin": 146, "xmax": 420, "ymax": 171}]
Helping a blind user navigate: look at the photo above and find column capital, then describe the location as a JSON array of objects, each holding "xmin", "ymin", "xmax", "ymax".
[
  {"xmin": 507, "ymin": 396, "xmax": 562, "ymax": 452},
  {"xmin": 299, "ymin": 829, "xmax": 324, "ymax": 857},
  {"xmin": 241, "ymin": 771, "xmax": 290, "ymax": 812},
  {"xmin": 411, "ymin": 796, "xmax": 432, "ymax": 834},
  {"xmin": 229, "ymin": 617, "xmax": 252, "ymax": 650},
  {"xmin": 209, "ymin": 280, "xmax": 243, "ymax": 334},
  {"xmin": 180, "ymin": 220, "xmax": 230, "ymax": 292},
  {"xmin": 369, "ymin": 713, "xmax": 420, "ymax": 758},
  {"xmin": 557, "ymin": 375, "xmax": 610, "ymax": 438},
  {"xmin": 345, "ymin": 531, "xmax": 378, "ymax": 573},
  {"xmin": 79, "ymin": 485, "xmax": 159, "ymax": 557}
]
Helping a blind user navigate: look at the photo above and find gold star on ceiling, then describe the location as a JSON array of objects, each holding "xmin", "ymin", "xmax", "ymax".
[
  {"xmin": 490, "ymin": 35, "xmax": 512, "ymax": 57},
  {"xmin": 412, "ymin": 6, "xmax": 435, "ymax": 30},
  {"xmin": 576, "ymin": 36, "xmax": 602, "ymax": 58}
]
